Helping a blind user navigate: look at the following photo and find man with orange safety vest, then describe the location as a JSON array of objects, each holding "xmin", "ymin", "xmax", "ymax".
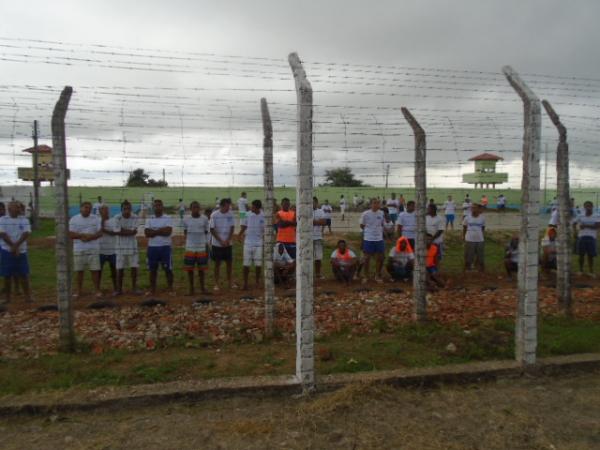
[
  {"xmin": 387, "ymin": 236, "xmax": 414, "ymax": 281},
  {"xmin": 330, "ymin": 239, "xmax": 358, "ymax": 284}
]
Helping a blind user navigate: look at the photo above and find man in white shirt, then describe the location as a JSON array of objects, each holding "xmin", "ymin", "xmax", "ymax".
[
  {"xmin": 144, "ymin": 199, "xmax": 174, "ymax": 295},
  {"xmin": 573, "ymin": 201, "xmax": 600, "ymax": 276},
  {"xmin": 313, "ymin": 197, "xmax": 328, "ymax": 279},
  {"xmin": 443, "ymin": 195, "xmax": 456, "ymax": 230},
  {"xmin": 359, "ymin": 198, "xmax": 385, "ymax": 282},
  {"xmin": 183, "ymin": 201, "xmax": 210, "ymax": 295},
  {"xmin": 99, "ymin": 205, "xmax": 119, "ymax": 296},
  {"xmin": 210, "ymin": 198, "xmax": 236, "ymax": 291},
  {"xmin": 321, "ymin": 199, "xmax": 333, "ymax": 234},
  {"xmin": 462, "ymin": 198, "xmax": 472, "ymax": 219},
  {"xmin": 69, "ymin": 201, "xmax": 103, "ymax": 298},
  {"xmin": 339, "ymin": 195, "xmax": 347, "ymax": 221},
  {"xmin": 397, "ymin": 200, "xmax": 417, "ymax": 250},
  {"xmin": 237, "ymin": 192, "xmax": 249, "ymax": 223},
  {"xmin": 387, "ymin": 193, "xmax": 400, "ymax": 223},
  {"xmin": 426, "ymin": 204, "xmax": 444, "ymax": 262},
  {"xmin": 177, "ymin": 198, "xmax": 186, "ymax": 221},
  {"xmin": 92, "ymin": 196, "xmax": 105, "ymax": 216},
  {"xmin": 114, "ymin": 200, "xmax": 140, "ymax": 295},
  {"xmin": 463, "ymin": 203, "xmax": 486, "ymax": 272},
  {"xmin": 0, "ymin": 201, "xmax": 32, "ymax": 303},
  {"xmin": 239, "ymin": 199, "xmax": 264, "ymax": 290}
]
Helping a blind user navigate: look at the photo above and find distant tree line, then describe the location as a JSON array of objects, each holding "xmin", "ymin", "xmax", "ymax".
[{"xmin": 126, "ymin": 168, "xmax": 168, "ymax": 187}]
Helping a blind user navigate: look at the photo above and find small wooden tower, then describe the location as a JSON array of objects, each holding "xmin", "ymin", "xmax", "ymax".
[
  {"xmin": 18, "ymin": 145, "xmax": 56, "ymax": 184},
  {"xmin": 462, "ymin": 152, "xmax": 508, "ymax": 189}
]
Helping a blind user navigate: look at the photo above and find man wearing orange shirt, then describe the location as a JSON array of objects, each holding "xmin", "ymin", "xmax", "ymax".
[{"xmin": 275, "ymin": 198, "xmax": 297, "ymax": 259}]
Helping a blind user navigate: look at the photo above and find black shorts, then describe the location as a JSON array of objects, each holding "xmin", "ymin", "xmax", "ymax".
[{"xmin": 211, "ymin": 245, "xmax": 233, "ymax": 262}]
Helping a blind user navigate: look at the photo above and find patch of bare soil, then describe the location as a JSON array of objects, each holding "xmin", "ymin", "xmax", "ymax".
[{"xmin": 1, "ymin": 370, "xmax": 599, "ymax": 449}]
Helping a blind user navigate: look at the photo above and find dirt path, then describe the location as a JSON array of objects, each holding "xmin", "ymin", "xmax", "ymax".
[{"xmin": 2, "ymin": 370, "xmax": 599, "ymax": 449}]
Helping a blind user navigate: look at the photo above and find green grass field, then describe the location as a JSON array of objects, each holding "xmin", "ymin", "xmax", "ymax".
[{"xmin": 32, "ymin": 185, "xmax": 600, "ymax": 215}]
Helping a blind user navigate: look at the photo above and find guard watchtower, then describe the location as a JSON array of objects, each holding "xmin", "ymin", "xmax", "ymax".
[{"xmin": 462, "ymin": 152, "xmax": 508, "ymax": 189}]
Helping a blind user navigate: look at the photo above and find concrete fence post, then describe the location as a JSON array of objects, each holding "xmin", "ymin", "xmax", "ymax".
[
  {"xmin": 288, "ymin": 52, "xmax": 315, "ymax": 392},
  {"xmin": 261, "ymin": 98, "xmax": 276, "ymax": 336},
  {"xmin": 51, "ymin": 86, "xmax": 75, "ymax": 352},
  {"xmin": 503, "ymin": 66, "xmax": 542, "ymax": 366},
  {"xmin": 542, "ymin": 100, "xmax": 572, "ymax": 315},
  {"xmin": 401, "ymin": 107, "xmax": 427, "ymax": 322}
]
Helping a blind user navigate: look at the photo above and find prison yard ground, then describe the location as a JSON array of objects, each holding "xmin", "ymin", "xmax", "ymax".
[
  {"xmin": 2, "ymin": 370, "xmax": 600, "ymax": 450},
  {"xmin": 1, "ymin": 218, "xmax": 600, "ymax": 398}
]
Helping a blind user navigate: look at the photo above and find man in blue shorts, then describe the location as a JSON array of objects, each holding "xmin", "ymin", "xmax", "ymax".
[
  {"xmin": 0, "ymin": 201, "xmax": 32, "ymax": 303},
  {"xmin": 574, "ymin": 201, "xmax": 600, "ymax": 277},
  {"xmin": 359, "ymin": 198, "xmax": 385, "ymax": 282},
  {"xmin": 144, "ymin": 199, "xmax": 174, "ymax": 295}
]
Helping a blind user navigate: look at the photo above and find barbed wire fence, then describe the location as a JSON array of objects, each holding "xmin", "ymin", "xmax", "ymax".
[{"xmin": 1, "ymin": 37, "xmax": 600, "ymax": 387}]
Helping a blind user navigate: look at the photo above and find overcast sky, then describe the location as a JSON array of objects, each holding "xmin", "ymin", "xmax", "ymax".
[{"xmin": 1, "ymin": 0, "xmax": 599, "ymax": 190}]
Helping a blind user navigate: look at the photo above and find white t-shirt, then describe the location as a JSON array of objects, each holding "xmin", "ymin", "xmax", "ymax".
[
  {"xmin": 69, "ymin": 214, "xmax": 102, "ymax": 253},
  {"xmin": 383, "ymin": 219, "xmax": 395, "ymax": 232},
  {"xmin": 0, "ymin": 216, "xmax": 31, "ymax": 253},
  {"xmin": 99, "ymin": 217, "xmax": 119, "ymax": 256},
  {"xmin": 387, "ymin": 199, "xmax": 399, "ymax": 215},
  {"xmin": 209, "ymin": 209, "xmax": 235, "ymax": 247},
  {"xmin": 183, "ymin": 215, "xmax": 209, "ymax": 251},
  {"xmin": 313, "ymin": 208, "xmax": 327, "ymax": 240},
  {"xmin": 576, "ymin": 214, "xmax": 600, "ymax": 239},
  {"xmin": 178, "ymin": 202, "xmax": 185, "ymax": 212},
  {"xmin": 321, "ymin": 204, "xmax": 333, "ymax": 219},
  {"xmin": 462, "ymin": 202, "xmax": 472, "ymax": 215},
  {"xmin": 426, "ymin": 215, "xmax": 444, "ymax": 244},
  {"xmin": 114, "ymin": 213, "xmax": 139, "ymax": 255},
  {"xmin": 360, "ymin": 209, "xmax": 384, "ymax": 242},
  {"xmin": 92, "ymin": 202, "xmax": 104, "ymax": 216},
  {"xmin": 463, "ymin": 214, "xmax": 486, "ymax": 242},
  {"xmin": 340, "ymin": 198, "xmax": 347, "ymax": 210},
  {"xmin": 497, "ymin": 196, "xmax": 507, "ymax": 206},
  {"xmin": 237, "ymin": 197, "xmax": 248, "ymax": 212},
  {"xmin": 145, "ymin": 215, "xmax": 173, "ymax": 247},
  {"xmin": 397, "ymin": 211, "xmax": 417, "ymax": 239},
  {"xmin": 388, "ymin": 247, "xmax": 415, "ymax": 266},
  {"xmin": 444, "ymin": 201, "xmax": 456, "ymax": 215},
  {"xmin": 330, "ymin": 249, "xmax": 356, "ymax": 265},
  {"xmin": 241, "ymin": 211, "xmax": 264, "ymax": 247}
]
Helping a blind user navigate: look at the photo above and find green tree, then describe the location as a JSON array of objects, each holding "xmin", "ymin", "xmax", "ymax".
[
  {"xmin": 323, "ymin": 167, "xmax": 365, "ymax": 187},
  {"xmin": 126, "ymin": 168, "xmax": 168, "ymax": 187}
]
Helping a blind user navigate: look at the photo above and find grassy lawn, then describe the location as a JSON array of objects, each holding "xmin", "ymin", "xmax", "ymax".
[
  {"xmin": 1, "ymin": 317, "xmax": 599, "ymax": 396},
  {"xmin": 33, "ymin": 185, "xmax": 600, "ymax": 215}
]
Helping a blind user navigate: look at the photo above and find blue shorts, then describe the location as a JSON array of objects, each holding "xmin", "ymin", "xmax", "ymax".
[
  {"xmin": 100, "ymin": 254, "xmax": 116, "ymax": 267},
  {"xmin": 577, "ymin": 236, "xmax": 597, "ymax": 257},
  {"xmin": 363, "ymin": 240, "xmax": 385, "ymax": 254},
  {"xmin": 325, "ymin": 218, "xmax": 332, "ymax": 226},
  {"xmin": 390, "ymin": 213, "xmax": 398, "ymax": 223},
  {"xmin": 445, "ymin": 214, "xmax": 455, "ymax": 224},
  {"xmin": 427, "ymin": 266, "xmax": 438, "ymax": 274},
  {"xmin": 0, "ymin": 250, "xmax": 30, "ymax": 277},
  {"xmin": 282, "ymin": 243, "xmax": 296, "ymax": 259},
  {"xmin": 147, "ymin": 245, "xmax": 173, "ymax": 271}
]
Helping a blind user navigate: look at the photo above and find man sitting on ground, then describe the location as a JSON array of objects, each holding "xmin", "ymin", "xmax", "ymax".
[
  {"xmin": 541, "ymin": 227, "xmax": 558, "ymax": 275},
  {"xmin": 273, "ymin": 243, "xmax": 295, "ymax": 288},
  {"xmin": 504, "ymin": 235, "xmax": 519, "ymax": 280},
  {"xmin": 330, "ymin": 240, "xmax": 358, "ymax": 285},
  {"xmin": 387, "ymin": 236, "xmax": 414, "ymax": 282}
]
